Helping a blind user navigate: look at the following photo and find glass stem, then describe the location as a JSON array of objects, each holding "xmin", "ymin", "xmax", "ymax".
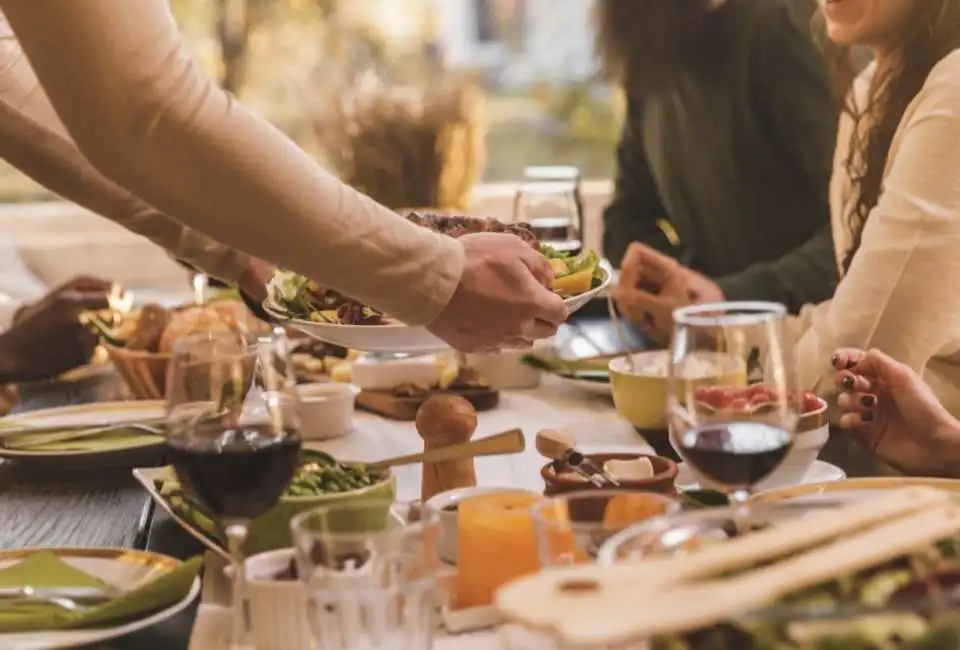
[
  {"xmin": 226, "ymin": 522, "xmax": 254, "ymax": 650},
  {"xmin": 728, "ymin": 489, "xmax": 752, "ymax": 507}
]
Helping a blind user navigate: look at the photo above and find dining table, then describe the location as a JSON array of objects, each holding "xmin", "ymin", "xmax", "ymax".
[{"xmin": 0, "ymin": 307, "xmax": 898, "ymax": 649}]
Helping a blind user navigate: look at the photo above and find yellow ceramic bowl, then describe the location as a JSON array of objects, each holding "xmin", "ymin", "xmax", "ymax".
[{"xmin": 608, "ymin": 350, "xmax": 747, "ymax": 430}]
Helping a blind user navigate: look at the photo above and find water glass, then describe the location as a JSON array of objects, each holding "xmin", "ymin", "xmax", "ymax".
[
  {"xmin": 531, "ymin": 491, "xmax": 679, "ymax": 567},
  {"xmin": 290, "ymin": 501, "xmax": 441, "ymax": 650},
  {"xmin": 512, "ymin": 165, "xmax": 584, "ymax": 255}
]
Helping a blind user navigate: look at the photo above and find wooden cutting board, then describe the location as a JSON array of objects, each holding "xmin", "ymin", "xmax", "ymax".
[{"xmin": 356, "ymin": 387, "xmax": 500, "ymax": 421}]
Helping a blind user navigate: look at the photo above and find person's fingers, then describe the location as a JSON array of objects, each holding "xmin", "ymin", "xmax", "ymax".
[
  {"xmin": 520, "ymin": 318, "xmax": 558, "ymax": 341},
  {"xmin": 502, "ymin": 338, "xmax": 534, "ymax": 350},
  {"xmin": 837, "ymin": 391, "xmax": 878, "ymax": 414},
  {"xmin": 61, "ymin": 276, "xmax": 114, "ymax": 294},
  {"xmin": 838, "ymin": 411, "xmax": 872, "ymax": 429},
  {"xmin": 848, "ymin": 348, "xmax": 914, "ymax": 385},
  {"xmin": 61, "ymin": 292, "xmax": 111, "ymax": 313},
  {"xmin": 835, "ymin": 370, "xmax": 874, "ymax": 393},
  {"xmin": 618, "ymin": 243, "xmax": 646, "ymax": 292},
  {"xmin": 830, "ymin": 348, "xmax": 865, "ymax": 371},
  {"xmin": 517, "ymin": 244, "xmax": 555, "ymax": 289},
  {"xmin": 524, "ymin": 279, "xmax": 568, "ymax": 326}
]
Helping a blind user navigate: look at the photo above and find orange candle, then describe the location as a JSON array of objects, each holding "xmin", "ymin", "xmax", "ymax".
[{"xmin": 455, "ymin": 490, "xmax": 542, "ymax": 609}]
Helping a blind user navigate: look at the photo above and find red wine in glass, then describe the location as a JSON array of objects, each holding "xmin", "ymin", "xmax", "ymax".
[
  {"xmin": 168, "ymin": 424, "xmax": 302, "ymax": 521},
  {"xmin": 679, "ymin": 421, "xmax": 792, "ymax": 489}
]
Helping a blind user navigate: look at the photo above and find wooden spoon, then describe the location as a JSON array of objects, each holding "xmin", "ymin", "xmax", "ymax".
[{"xmin": 365, "ymin": 428, "xmax": 525, "ymax": 471}]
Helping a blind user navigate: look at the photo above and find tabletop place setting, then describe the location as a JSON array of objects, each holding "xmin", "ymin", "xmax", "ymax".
[{"xmin": 0, "ymin": 215, "xmax": 954, "ymax": 650}]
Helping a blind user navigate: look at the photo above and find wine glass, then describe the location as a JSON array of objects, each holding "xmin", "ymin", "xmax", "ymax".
[
  {"xmin": 512, "ymin": 165, "xmax": 584, "ymax": 255},
  {"xmin": 667, "ymin": 302, "xmax": 799, "ymax": 505},
  {"xmin": 165, "ymin": 328, "xmax": 302, "ymax": 650}
]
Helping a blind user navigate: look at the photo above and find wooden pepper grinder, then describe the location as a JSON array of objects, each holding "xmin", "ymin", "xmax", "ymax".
[{"xmin": 415, "ymin": 394, "xmax": 479, "ymax": 501}]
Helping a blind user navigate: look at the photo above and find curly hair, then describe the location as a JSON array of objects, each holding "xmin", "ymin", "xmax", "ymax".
[{"xmin": 818, "ymin": 1, "xmax": 960, "ymax": 272}]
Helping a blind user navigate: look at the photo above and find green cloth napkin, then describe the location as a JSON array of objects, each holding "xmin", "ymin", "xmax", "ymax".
[
  {"xmin": 520, "ymin": 352, "xmax": 612, "ymax": 376},
  {"xmin": 0, "ymin": 551, "xmax": 202, "ymax": 632},
  {"xmin": 0, "ymin": 422, "xmax": 160, "ymax": 452}
]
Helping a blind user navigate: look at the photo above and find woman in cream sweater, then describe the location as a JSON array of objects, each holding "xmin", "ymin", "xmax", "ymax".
[
  {"xmin": 615, "ymin": 0, "xmax": 960, "ymax": 416},
  {"xmin": 0, "ymin": 2, "xmax": 568, "ymax": 353}
]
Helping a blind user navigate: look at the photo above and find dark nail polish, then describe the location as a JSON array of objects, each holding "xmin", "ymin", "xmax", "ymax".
[
  {"xmin": 841, "ymin": 376, "xmax": 855, "ymax": 390},
  {"xmin": 844, "ymin": 359, "xmax": 858, "ymax": 370},
  {"xmin": 862, "ymin": 411, "xmax": 874, "ymax": 422},
  {"xmin": 861, "ymin": 395, "xmax": 875, "ymax": 407},
  {"xmin": 830, "ymin": 353, "xmax": 839, "ymax": 367}
]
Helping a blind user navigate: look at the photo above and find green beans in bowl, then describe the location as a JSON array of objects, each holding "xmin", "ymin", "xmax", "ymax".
[{"xmin": 157, "ymin": 449, "xmax": 395, "ymax": 555}]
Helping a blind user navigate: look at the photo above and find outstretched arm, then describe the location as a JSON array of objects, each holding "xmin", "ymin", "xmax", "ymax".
[
  {"xmin": 0, "ymin": 34, "xmax": 252, "ymax": 285},
  {"xmin": 0, "ymin": 1, "xmax": 464, "ymax": 326}
]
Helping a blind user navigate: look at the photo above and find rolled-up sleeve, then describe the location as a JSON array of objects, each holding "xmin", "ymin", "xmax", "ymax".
[
  {"xmin": 0, "ymin": 28, "xmax": 252, "ymax": 284},
  {"xmin": 0, "ymin": 1, "xmax": 464, "ymax": 326}
]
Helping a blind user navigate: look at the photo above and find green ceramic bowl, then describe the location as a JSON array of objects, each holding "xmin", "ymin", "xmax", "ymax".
[
  {"xmin": 158, "ymin": 449, "xmax": 396, "ymax": 555},
  {"xmin": 246, "ymin": 469, "xmax": 395, "ymax": 555}
]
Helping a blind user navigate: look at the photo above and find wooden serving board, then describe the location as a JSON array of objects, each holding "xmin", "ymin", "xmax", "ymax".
[{"xmin": 355, "ymin": 388, "xmax": 500, "ymax": 421}]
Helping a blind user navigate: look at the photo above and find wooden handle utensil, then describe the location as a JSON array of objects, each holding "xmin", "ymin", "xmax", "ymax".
[{"xmin": 366, "ymin": 428, "xmax": 525, "ymax": 471}]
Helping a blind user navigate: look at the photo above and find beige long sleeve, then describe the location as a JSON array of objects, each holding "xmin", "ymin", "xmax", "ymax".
[
  {"xmin": 0, "ymin": 31, "xmax": 252, "ymax": 284},
  {"xmin": 787, "ymin": 50, "xmax": 960, "ymax": 416},
  {"xmin": 0, "ymin": 0, "xmax": 464, "ymax": 326}
]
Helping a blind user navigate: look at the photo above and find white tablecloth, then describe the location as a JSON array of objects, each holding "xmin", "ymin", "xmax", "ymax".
[{"xmin": 188, "ymin": 376, "xmax": 651, "ymax": 650}]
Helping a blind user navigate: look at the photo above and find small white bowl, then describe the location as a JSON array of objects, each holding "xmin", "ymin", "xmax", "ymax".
[
  {"xmin": 227, "ymin": 548, "xmax": 309, "ymax": 650},
  {"xmin": 350, "ymin": 355, "xmax": 440, "ymax": 390},
  {"xmin": 296, "ymin": 382, "xmax": 360, "ymax": 440},
  {"xmin": 465, "ymin": 350, "xmax": 541, "ymax": 390},
  {"xmin": 425, "ymin": 486, "xmax": 522, "ymax": 565},
  {"xmin": 675, "ymin": 400, "xmax": 830, "ymax": 492}
]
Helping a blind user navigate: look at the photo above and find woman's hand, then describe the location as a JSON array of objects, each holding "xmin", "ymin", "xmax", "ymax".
[
  {"xmin": 832, "ymin": 348, "xmax": 960, "ymax": 477},
  {"xmin": 613, "ymin": 243, "xmax": 724, "ymax": 345},
  {"xmin": 0, "ymin": 278, "xmax": 111, "ymax": 382}
]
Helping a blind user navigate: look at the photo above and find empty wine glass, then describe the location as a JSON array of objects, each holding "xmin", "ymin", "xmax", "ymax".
[
  {"xmin": 667, "ymin": 302, "xmax": 799, "ymax": 505},
  {"xmin": 165, "ymin": 329, "xmax": 302, "ymax": 649}
]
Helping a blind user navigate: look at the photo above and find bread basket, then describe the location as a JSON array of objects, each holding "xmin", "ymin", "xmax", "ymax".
[{"xmin": 104, "ymin": 344, "xmax": 171, "ymax": 400}]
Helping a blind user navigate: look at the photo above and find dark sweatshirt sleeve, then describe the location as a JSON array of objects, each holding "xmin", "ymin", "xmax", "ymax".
[
  {"xmin": 602, "ymin": 97, "xmax": 677, "ymax": 268},
  {"xmin": 714, "ymin": 0, "xmax": 838, "ymax": 312}
]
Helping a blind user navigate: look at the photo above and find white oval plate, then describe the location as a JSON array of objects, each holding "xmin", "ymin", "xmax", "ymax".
[
  {"xmin": 267, "ymin": 262, "xmax": 613, "ymax": 353},
  {"xmin": 0, "ymin": 401, "xmax": 166, "ymax": 467},
  {"xmin": 0, "ymin": 547, "xmax": 200, "ymax": 650},
  {"xmin": 676, "ymin": 460, "xmax": 846, "ymax": 492}
]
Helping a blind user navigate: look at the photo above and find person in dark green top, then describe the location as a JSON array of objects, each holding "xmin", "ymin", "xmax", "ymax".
[{"xmin": 600, "ymin": 0, "xmax": 839, "ymax": 332}]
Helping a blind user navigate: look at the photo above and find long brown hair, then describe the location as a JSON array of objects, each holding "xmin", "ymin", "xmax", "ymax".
[{"xmin": 820, "ymin": 1, "xmax": 960, "ymax": 272}]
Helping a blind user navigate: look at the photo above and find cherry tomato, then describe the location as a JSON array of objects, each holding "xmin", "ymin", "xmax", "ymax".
[
  {"xmin": 746, "ymin": 384, "xmax": 771, "ymax": 399},
  {"xmin": 712, "ymin": 387, "xmax": 738, "ymax": 409},
  {"xmin": 728, "ymin": 397, "xmax": 750, "ymax": 413},
  {"xmin": 802, "ymin": 394, "xmax": 822, "ymax": 414}
]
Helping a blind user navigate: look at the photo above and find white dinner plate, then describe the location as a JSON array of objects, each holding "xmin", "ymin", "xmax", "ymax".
[
  {"xmin": 676, "ymin": 459, "xmax": 846, "ymax": 492},
  {"xmin": 0, "ymin": 547, "xmax": 200, "ymax": 650},
  {"xmin": 266, "ymin": 262, "xmax": 613, "ymax": 354},
  {"xmin": 0, "ymin": 401, "xmax": 166, "ymax": 469}
]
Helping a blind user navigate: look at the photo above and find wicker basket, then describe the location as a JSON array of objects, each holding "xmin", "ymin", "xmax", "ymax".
[{"xmin": 105, "ymin": 344, "xmax": 171, "ymax": 400}]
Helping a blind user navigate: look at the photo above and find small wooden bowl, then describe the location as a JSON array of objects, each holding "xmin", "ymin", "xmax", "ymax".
[{"xmin": 541, "ymin": 452, "xmax": 678, "ymax": 497}]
